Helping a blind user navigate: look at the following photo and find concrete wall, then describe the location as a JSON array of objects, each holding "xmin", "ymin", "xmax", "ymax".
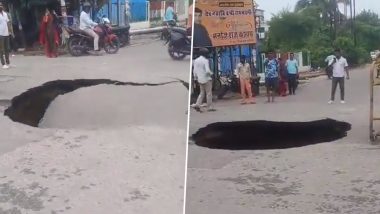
[{"xmin": 131, "ymin": 0, "xmax": 189, "ymax": 30}]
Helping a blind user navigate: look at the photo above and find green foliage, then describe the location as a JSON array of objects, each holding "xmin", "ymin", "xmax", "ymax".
[
  {"xmin": 295, "ymin": 0, "xmax": 311, "ymax": 12},
  {"xmin": 264, "ymin": 0, "xmax": 378, "ymax": 67},
  {"xmin": 267, "ymin": 9, "xmax": 319, "ymax": 51},
  {"xmin": 335, "ymin": 36, "xmax": 369, "ymax": 64},
  {"xmin": 354, "ymin": 11, "xmax": 380, "ymax": 52},
  {"xmin": 356, "ymin": 10, "xmax": 380, "ymax": 25},
  {"xmin": 307, "ymin": 27, "xmax": 333, "ymax": 67}
]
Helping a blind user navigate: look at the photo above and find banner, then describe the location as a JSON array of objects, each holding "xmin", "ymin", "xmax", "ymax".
[{"xmin": 193, "ymin": 0, "xmax": 256, "ymax": 48}]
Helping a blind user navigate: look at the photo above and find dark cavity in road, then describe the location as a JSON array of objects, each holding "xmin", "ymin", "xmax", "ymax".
[
  {"xmin": 192, "ymin": 119, "xmax": 351, "ymax": 150},
  {"xmin": 4, "ymin": 79, "xmax": 188, "ymax": 127}
]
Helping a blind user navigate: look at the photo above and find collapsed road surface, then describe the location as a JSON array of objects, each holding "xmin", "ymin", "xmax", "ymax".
[
  {"xmin": 192, "ymin": 119, "xmax": 351, "ymax": 150},
  {"xmin": 4, "ymin": 79, "xmax": 186, "ymax": 127},
  {"xmin": 0, "ymin": 41, "xmax": 189, "ymax": 213}
]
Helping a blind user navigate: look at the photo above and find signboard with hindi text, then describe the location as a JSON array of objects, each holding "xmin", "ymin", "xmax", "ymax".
[{"xmin": 193, "ymin": 0, "xmax": 256, "ymax": 48}]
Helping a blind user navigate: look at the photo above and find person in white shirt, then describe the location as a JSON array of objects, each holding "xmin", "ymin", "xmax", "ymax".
[
  {"xmin": 80, "ymin": 2, "xmax": 99, "ymax": 51},
  {"xmin": 329, "ymin": 48, "xmax": 350, "ymax": 104},
  {"xmin": 0, "ymin": 3, "xmax": 10, "ymax": 69},
  {"xmin": 192, "ymin": 49, "xmax": 215, "ymax": 111}
]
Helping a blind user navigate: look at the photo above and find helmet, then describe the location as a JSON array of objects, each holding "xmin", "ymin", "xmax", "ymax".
[{"xmin": 102, "ymin": 17, "xmax": 110, "ymax": 24}]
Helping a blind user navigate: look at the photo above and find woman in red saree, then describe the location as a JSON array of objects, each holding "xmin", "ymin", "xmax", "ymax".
[
  {"xmin": 278, "ymin": 57, "xmax": 288, "ymax": 96},
  {"xmin": 39, "ymin": 9, "xmax": 59, "ymax": 58}
]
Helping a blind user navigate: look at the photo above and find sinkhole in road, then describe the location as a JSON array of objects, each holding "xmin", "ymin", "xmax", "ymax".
[
  {"xmin": 192, "ymin": 119, "xmax": 351, "ymax": 150},
  {"xmin": 4, "ymin": 79, "xmax": 188, "ymax": 127}
]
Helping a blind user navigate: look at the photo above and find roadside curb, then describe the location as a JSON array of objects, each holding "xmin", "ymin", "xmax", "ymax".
[
  {"xmin": 16, "ymin": 27, "xmax": 166, "ymax": 56},
  {"xmin": 299, "ymin": 71, "xmax": 326, "ymax": 80},
  {"xmin": 130, "ymin": 27, "xmax": 164, "ymax": 35}
]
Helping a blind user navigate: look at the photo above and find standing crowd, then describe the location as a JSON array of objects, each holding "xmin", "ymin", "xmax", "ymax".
[{"xmin": 191, "ymin": 48, "xmax": 351, "ymax": 112}]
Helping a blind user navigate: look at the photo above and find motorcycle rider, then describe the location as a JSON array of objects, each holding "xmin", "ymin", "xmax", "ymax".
[{"xmin": 80, "ymin": 2, "xmax": 99, "ymax": 51}]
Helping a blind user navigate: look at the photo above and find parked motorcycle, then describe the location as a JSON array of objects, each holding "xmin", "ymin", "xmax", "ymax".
[
  {"xmin": 165, "ymin": 27, "xmax": 191, "ymax": 60},
  {"xmin": 216, "ymin": 74, "xmax": 240, "ymax": 99},
  {"xmin": 114, "ymin": 29, "xmax": 130, "ymax": 47},
  {"xmin": 66, "ymin": 22, "xmax": 120, "ymax": 56},
  {"xmin": 161, "ymin": 20, "xmax": 176, "ymax": 41}
]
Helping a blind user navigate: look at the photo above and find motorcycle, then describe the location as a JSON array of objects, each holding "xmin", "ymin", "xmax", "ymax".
[
  {"xmin": 114, "ymin": 29, "xmax": 130, "ymax": 47},
  {"xmin": 161, "ymin": 20, "xmax": 176, "ymax": 41},
  {"xmin": 66, "ymin": 20, "xmax": 120, "ymax": 56},
  {"xmin": 165, "ymin": 27, "xmax": 191, "ymax": 60},
  {"xmin": 217, "ymin": 74, "xmax": 240, "ymax": 99}
]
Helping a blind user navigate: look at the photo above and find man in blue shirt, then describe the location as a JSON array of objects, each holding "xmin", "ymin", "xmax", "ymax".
[
  {"xmin": 264, "ymin": 52, "xmax": 279, "ymax": 103},
  {"xmin": 286, "ymin": 53, "xmax": 299, "ymax": 95},
  {"xmin": 164, "ymin": 2, "xmax": 176, "ymax": 26}
]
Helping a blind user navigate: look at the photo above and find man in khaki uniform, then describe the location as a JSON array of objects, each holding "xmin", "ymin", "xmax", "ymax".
[{"xmin": 236, "ymin": 56, "xmax": 255, "ymax": 104}]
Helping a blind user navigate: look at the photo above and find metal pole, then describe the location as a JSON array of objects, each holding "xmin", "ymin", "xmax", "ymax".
[
  {"xmin": 229, "ymin": 46, "xmax": 234, "ymax": 75},
  {"xmin": 213, "ymin": 47, "xmax": 218, "ymax": 79}
]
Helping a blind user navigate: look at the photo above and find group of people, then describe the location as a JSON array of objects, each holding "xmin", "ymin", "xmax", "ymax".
[
  {"xmin": 263, "ymin": 52, "xmax": 299, "ymax": 103},
  {"xmin": 233, "ymin": 52, "xmax": 300, "ymax": 104},
  {"xmin": 192, "ymin": 48, "xmax": 350, "ymax": 112},
  {"xmin": 0, "ymin": 2, "xmax": 101, "ymax": 60},
  {"xmin": 191, "ymin": 50, "xmax": 301, "ymax": 112},
  {"xmin": 234, "ymin": 52, "xmax": 301, "ymax": 104},
  {"xmin": 38, "ymin": 2, "xmax": 100, "ymax": 58}
]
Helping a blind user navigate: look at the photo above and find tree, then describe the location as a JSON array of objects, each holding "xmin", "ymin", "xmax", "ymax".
[
  {"xmin": 356, "ymin": 10, "xmax": 380, "ymax": 25},
  {"xmin": 267, "ymin": 9, "xmax": 319, "ymax": 51},
  {"xmin": 265, "ymin": 0, "xmax": 377, "ymax": 67},
  {"xmin": 354, "ymin": 11, "xmax": 380, "ymax": 51},
  {"xmin": 295, "ymin": 0, "xmax": 311, "ymax": 12}
]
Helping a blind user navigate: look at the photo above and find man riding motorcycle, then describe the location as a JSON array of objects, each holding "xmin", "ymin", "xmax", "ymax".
[{"xmin": 80, "ymin": 2, "xmax": 99, "ymax": 51}]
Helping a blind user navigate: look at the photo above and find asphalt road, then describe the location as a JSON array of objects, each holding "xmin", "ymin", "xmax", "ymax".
[
  {"xmin": 186, "ymin": 65, "xmax": 380, "ymax": 214},
  {"xmin": 0, "ymin": 40, "xmax": 190, "ymax": 213}
]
